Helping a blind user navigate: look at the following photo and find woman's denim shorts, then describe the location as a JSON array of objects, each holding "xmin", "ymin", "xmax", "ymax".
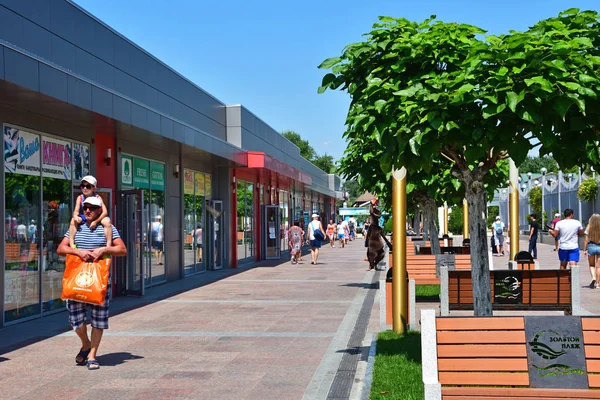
[{"xmin": 588, "ymin": 242, "xmax": 600, "ymax": 256}]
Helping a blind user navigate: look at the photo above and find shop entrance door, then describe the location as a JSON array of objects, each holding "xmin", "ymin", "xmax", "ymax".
[
  {"xmin": 117, "ymin": 190, "xmax": 145, "ymax": 296},
  {"xmin": 207, "ymin": 200, "xmax": 224, "ymax": 270},
  {"xmin": 263, "ymin": 205, "xmax": 280, "ymax": 259}
]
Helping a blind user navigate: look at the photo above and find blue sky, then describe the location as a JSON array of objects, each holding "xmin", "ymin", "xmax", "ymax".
[{"xmin": 74, "ymin": 0, "xmax": 597, "ymax": 161}]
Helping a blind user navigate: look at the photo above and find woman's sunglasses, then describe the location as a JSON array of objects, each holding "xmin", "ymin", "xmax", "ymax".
[
  {"xmin": 82, "ymin": 205, "xmax": 100, "ymax": 211},
  {"xmin": 80, "ymin": 183, "xmax": 94, "ymax": 189}
]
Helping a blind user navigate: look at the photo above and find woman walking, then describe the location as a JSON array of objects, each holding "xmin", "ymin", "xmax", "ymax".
[
  {"xmin": 327, "ymin": 219, "xmax": 336, "ymax": 248},
  {"xmin": 307, "ymin": 214, "xmax": 325, "ymax": 265},
  {"xmin": 584, "ymin": 214, "xmax": 600, "ymax": 288}
]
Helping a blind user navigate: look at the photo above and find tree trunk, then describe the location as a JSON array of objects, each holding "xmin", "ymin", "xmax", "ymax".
[
  {"xmin": 422, "ymin": 197, "xmax": 441, "ymax": 255},
  {"xmin": 464, "ymin": 177, "xmax": 492, "ymax": 316}
]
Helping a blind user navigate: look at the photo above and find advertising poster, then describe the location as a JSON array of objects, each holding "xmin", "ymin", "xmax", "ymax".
[
  {"xmin": 42, "ymin": 136, "xmax": 72, "ymax": 180},
  {"xmin": 184, "ymin": 169, "xmax": 194, "ymax": 195},
  {"xmin": 150, "ymin": 162, "xmax": 165, "ymax": 191},
  {"xmin": 72, "ymin": 143, "xmax": 90, "ymax": 181},
  {"xmin": 4, "ymin": 126, "xmax": 41, "ymax": 176},
  {"xmin": 195, "ymin": 172, "xmax": 205, "ymax": 196},
  {"xmin": 133, "ymin": 158, "xmax": 150, "ymax": 189},
  {"xmin": 121, "ymin": 155, "xmax": 133, "ymax": 186},
  {"xmin": 205, "ymin": 174, "xmax": 212, "ymax": 198}
]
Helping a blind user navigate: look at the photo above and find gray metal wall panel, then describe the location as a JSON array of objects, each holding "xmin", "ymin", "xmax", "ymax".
[
  {"xmin": 184, "ymin": 127, "xmax": 194, "ymax": 146},
  {"xmin": 145, "ymin": 85, "xmax": 160, "ymax": 111},
  {"xmin": 146, "ymin": 110, "xmax": 160, "ymax": 135},
  {"xmin": 112, "ymin": 95, "xmax": 131, "ymax": 125},
  {"xmin": 49, "ymin": 0, "xmax": 76, "ymax": 39},
  {"xmin": 0, "ymin": 6, "xmax": 23, "ymax": 48},
  {"xmin": 131, "ymin": 103, "xmax": 146, "ymax": 130},
  {"xmin": 91, "ymin": 20, "xmax": 114, "ymax": 64},
  {"xmin": 50, "ymin": 35, "xmax": 76, "ymax": 71},
  {"xmin": 160, "ymin": 116, "xmax": 174, "ymax": 139},
  {"xmin": 113, "ymin": 68, "xmax": 131, "ymax": 97},
  {"xmin": 95, "ymin": 58, "xmax": 114, "ymax": 90},
  {"xmin": 173, "ymin": 122, "xmax": 184, "ymax": 143},
  {"xmin": 92, "ymin": 86, "xmax": 112, "ymax": 117},
  {"xmin": 4, "ymin": 48, "xmax": 39, "ymax": 91},
  {"xmin": 39, "ymin": 63, "xmax": 68, "ymax": 102},
  {"xmin": 0, "ymin": 0, "xmax": 51, "ymax": 29},
  {"xmin": 0, "ymin": 46, "xmax": 4, "ymax": 79},
  {"xmin": 21, "ymin": 18, "xmax": 52, "ymax": 60},
  {"xmin": 71, "ymin": 10, "xmax": 93, "ymax": 53},
  {"xmin": 74, "ymin": 47, "xmax": 96, "ymax": 81}
]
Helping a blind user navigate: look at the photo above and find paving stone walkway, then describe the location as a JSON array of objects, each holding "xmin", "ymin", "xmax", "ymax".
[{"xmin": 0, "ymin": 239, "xmax": 376, "ymax": 400}]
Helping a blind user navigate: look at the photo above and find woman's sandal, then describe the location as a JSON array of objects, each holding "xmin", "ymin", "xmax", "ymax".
[
  {"xmin": 76, "ymin": 348, "xmax": 91, "ymax": 365},
  {"xmin": 87, "ymin": 359, "xmax": 100, "ymax": 370}
]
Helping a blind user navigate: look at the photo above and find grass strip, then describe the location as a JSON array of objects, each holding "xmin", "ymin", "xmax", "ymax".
[
  {"xmin": 415, "ymin": 284, "xmax": 440, "ymax": 298},
  {"xmin": 370, "ymin": 330, "xmax": 423, "ymax": 400}
]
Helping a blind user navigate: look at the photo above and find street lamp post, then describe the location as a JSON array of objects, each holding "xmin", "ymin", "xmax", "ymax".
[
  {"xmin": 527, "ymin": 172, "xmax": 532, "ymax": 216},
  {"xmin": 578, "ymin": 167, "xmax": 582, "ymax": 221}
]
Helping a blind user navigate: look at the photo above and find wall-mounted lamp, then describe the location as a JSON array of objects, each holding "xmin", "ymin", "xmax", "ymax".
[
  {"xmin": 174, "ymin": 164, "xmax": 180, "ymax": 178},
  {"xmin": 104, "ymin": 148, "xmax": 112, "ymax": 166}
]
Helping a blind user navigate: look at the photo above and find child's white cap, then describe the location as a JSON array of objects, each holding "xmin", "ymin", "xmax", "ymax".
[{"xmin": 81, "ymin": 175, "xmax": 97, "ymax": 186}]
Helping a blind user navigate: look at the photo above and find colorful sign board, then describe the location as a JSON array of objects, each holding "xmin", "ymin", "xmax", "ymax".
[
  {"xmin": 72, "ymin": 143, "xmax": 90, "ymax": 181},
  {"xmin": 4, "ymin": 126, "xmax": 41, "ymax": 176},
  {"xmin": 204, "ymin": 174, "xmax": 212, "ymax": 198},
  {"xmin": 150, "ymin": 162, "xmax": 165, "ymax": 191},
  {"xmin": 133, "ymin": 157, "xmax": 150, "ymax": 189},
  {"xmin": 184, "ymin": 169, "xmax": 194, "ymax": 195},
  {"xmin": 195, "ymin": 172, "xmax": 205, "ymax": 196},
  {"xmin": 121, "ymin": 155, "xmax": 133, "ymax": 186},
  {"xmin": 42, "ymin": 137, "xmax": 72, "ymax": 180}
]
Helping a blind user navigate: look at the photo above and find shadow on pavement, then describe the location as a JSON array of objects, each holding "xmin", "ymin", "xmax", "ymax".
[
  {"xmin": 96, "ymin": 352, "xmax": 144, "ymax": 366},
  {"xmin": 0, "ymin": 357, "xmax": 9, "ymax": 362}
]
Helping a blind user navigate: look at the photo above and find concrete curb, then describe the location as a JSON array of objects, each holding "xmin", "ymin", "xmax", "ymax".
[{"xmin": 360, "ymin": 333, "xmax": 377, "ymax": 400}]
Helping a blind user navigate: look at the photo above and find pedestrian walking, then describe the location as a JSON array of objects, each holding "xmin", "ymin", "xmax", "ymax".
[
  {"xmin": 307, "ymin": 214, "xmax": 325, "ymax": 265},
  {"xmin": 289, "ymin": 220, "xmax": 304, "ymax": 264},
  {"xmin": 491, "ymin": 216, "xmax": 505, "ymax": 256},
  {"xmin": 584, "ymin": 214, "xmax": 600, "ymax": 288},
  {"xmin": 151, "ymin": 215, "xmax": 164, "ymax": 265},
  {"xmin": 528, "ymin": 213, "xmax": 539, "ymax": 259},
  {"xmin": 337, "ymin": 220, "xmax": 346, "ymax": 248},
  {"xmin": 550, "ymin": 208, "xmax": 584, "ymax": 270},
  {"xmin": 551, "ymin": 213, "xmax": 562, "ymax": 251},
  {"xmin": 57, "ymin": 197, "xmax": 127, "ymax": 370},
  {"xmin": 327, "ymin": 219, "xmax": 336, "ymax": 248}
]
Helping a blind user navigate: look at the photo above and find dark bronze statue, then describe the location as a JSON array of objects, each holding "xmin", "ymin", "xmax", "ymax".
[{"xmin": 366, "ymin": 201, "xmax": 392, "ymax": 271}]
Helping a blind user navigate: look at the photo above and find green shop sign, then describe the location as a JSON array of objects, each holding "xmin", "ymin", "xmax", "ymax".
[
  {"xmin": 150, "ymin": 162, "xmax": 165, "ymax": 191},
  {"xmin": 133, "ymin": 158, "xmax": 150, "ymax": 189},
  {"xmin": 121, "ymin": 155, "xmax": 133, "ymax": 186}
]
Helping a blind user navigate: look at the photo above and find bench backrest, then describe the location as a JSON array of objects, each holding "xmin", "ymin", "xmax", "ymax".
[
  {"xmin": 406, "ymin": 254, "xmax": 471, "ymax": 285},
  {"xmin": 447, "ymin": 269, "xmax": 571, "ymax": 308},
  {"xmin": 434, "ymin": 316, "xmax": 600, "ymax": 388}
]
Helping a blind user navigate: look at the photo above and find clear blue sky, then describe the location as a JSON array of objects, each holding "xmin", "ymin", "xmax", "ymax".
[{"xmin": 74, "ymin": 0, "xmax": 597, "ymax": 161}]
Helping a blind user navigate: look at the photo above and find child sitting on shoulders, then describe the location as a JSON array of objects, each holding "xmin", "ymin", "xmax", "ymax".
[{"xmin": 69, "ymin": 175, "xmax": 112, "ymax": 248}]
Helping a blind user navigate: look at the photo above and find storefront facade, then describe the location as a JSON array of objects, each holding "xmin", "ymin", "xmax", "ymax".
[{"xmin": 0, "ymin": 0, "xmax": 341, "ymax": 327}]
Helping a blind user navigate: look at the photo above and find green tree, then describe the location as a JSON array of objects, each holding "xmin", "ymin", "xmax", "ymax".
[
  {"xmin": 313, "ymin": 153, "xmax": 336, "ymax": 173},
  {"xmin": 448, "ymin": 206, "xmax": 463, "ymax": 235},
  {"xmin": 519, "ymin": 156, "xmax": 558, "ymax": 174},
  {"xmin": 320, "ymin": 10, "xmax": 600, "ymax": 315},
  {"xmin": 281, "ymin": 130, "xmax": 316, "ymax": 161},
  {"xmin": 528, "ymin": 186, "xmax": 542, "ymax": 215}
]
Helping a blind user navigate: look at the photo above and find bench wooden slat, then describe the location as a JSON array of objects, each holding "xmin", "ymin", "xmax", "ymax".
[
  {"xmin": 437, "ymin": 344, "xmax": 526, "ymax": 358},
  {"xmin": 586, "ymin": 359, "xmax": 600, "ymax": 373},
  {"xmin": 584, "ymin": 331, "xmax": 600, "ymax": 344},
  {"xmin": 437, "ymin": 331, "xmax": 525, "ymax": 344},
  {"xmin": 438, "ymin": 358, "xmax": 527, "ymax": 372},
  {"xmin": 437, "ymin": 317, "xmax": 524, "ymax": 331},
  {"xmin": 442, "ymin": 387, "xmax": 600, "ymax": 398},
  {"xmin": 585, "ymin": 345, "xmax": 600, "ymax": 358},
  {"xmin": 582, "ymin": 318, "xmax": 600, "ymax": 331},
  {"xmin": 588, "ymin": 373, "xmax": 600, "ymax": 388},
  {"xmin": 439, "ymin": 372, "xmax": 529, "ymax": 386}
]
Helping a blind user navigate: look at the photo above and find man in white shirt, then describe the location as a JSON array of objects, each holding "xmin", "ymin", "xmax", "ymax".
[{"xmin": 550, "ymin": 208, "xmax": 584, "ymax": 269}]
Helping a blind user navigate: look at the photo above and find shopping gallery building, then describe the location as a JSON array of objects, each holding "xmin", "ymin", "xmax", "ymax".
[{"xmin": 0, "ymin": 0, "xmax": 342, "ymax": 327}]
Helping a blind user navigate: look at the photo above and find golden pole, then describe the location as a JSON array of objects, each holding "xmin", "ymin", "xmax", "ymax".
[
  {"xmin": 509, "ymin": 159, "xmax": 519, "ymax": 259},
  {"xmin": 462, "ymin": 198, "xmax": 469, "ymax": 239},
  {"xmin": 392, "ymin": 167, "xmax": 408, "ymax": 334},
  {"xmin": 443, "ymin": 202, "xmax": 449, "ymax": 235}
]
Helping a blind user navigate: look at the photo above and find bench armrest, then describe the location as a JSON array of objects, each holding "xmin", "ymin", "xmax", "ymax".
[{"xmin": 421, "ymin": 309, "xmax": 442, "ymax": 400}]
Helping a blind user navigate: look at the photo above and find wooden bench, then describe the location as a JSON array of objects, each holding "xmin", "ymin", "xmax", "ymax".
[
  {"xmin": 420, "ymin": 310, "xmax": 600, "ymax": 399},
  {"xmin": 440, "ymin": 266, "xmax": 581, "ymax": 315},
  {"xmin": 419, "ymin": 246, "xmax": 470, "ymax": 255},
  {"xmin": 406, "ymin": 254, "xmax": 471, "ymax": 285}
]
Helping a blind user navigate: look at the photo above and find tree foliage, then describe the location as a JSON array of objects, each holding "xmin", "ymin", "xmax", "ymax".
[
  {"xmin": 281, "ymin": 130, "xmax": 337, "ymax": 174},
  {"xmin": 578, "ymin": 177, "xmax": 599, "ymax": 202},
  {"xmin": 320, "ymin": 9, "xmax": 600, "ymax": 315},
  {"xmin": 519, "ymin": 156, "xmax": 558, "ymax": 174}
]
